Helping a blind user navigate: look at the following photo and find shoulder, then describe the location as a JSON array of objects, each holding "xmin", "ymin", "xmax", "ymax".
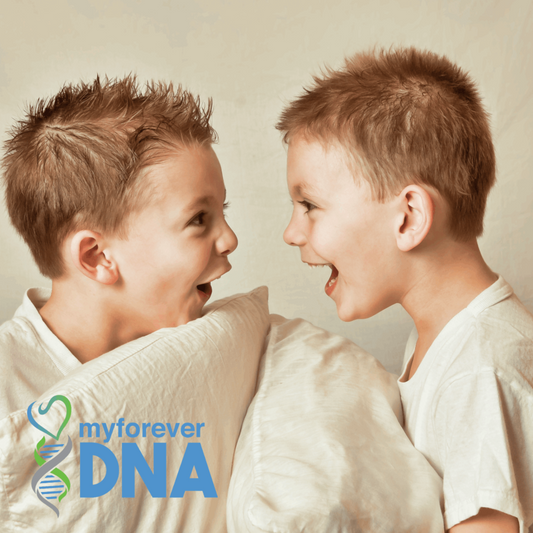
[
  {"xmin": 430, "ymin": 291, "xmax": 533, "ymax": 433},
  {"xmin": 0, "ymin": 303, "xmax": 59, "ymax": 420},
  {"xmin": 417, "ymin": 283, "xmax": 533, "ymax": 531},
  {"xmin": 0, "ymin": 315, "xmax": 38, "ymax": 355},
  {"xmin": 476, "ymin": 292, "xmax": 533, "ymax": 343},
  {"xmin": 0, "ymin": 286, "xmax": 55, "ymax": 366},
  {"xmin": 440, "ymin": 293, "xmax": 533, "ymax": 388},
  {"xmin": 432, "ymin": 320, "xmax": 533, "ymax": 458},
  {"xmin": 0, "ymin": 287, "xmax": 51, "ymax": 354},
  {"xmin": 0, "ymin": 311, "xmax": 47, "ymax": 369}
]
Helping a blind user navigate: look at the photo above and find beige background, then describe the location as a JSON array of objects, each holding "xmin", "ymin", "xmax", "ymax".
[{"xmin": 1, "ymin": 0, "xmax": 532, "ymax": 374}]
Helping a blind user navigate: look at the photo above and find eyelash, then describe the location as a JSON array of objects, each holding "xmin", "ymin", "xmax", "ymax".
[
  {"xmin": 223, "ymin": 201, "xmax": 230, "ymax": 219},
  {"xmin": 191, "ymin": 211, "xmax": 207, "ymax": 226},
  {"xmin": 298, "ymin": 200, "xmax": 317, "ymax": 214},
  {"xmin": 191, "ymin": 202, "xmax": 230, "ymax": 226}
]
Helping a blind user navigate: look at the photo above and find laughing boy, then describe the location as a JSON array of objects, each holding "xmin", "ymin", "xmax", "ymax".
[
  {"xmin": 278, "ymin": 47, "xmax": 533, "ymax": 532},
  {"xmin": 0, "ymin": 76, "xmax": 237, "ymax": 419}
]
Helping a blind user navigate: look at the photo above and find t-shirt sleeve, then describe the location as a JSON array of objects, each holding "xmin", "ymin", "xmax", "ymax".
[{"xmin": 433, "ymin": 370, "xmax": 533, "ymax": 533}]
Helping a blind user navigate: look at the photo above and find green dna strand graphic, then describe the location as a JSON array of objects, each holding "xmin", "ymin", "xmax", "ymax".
[{"xmin": 27, "ymin": 396, "xmax": 72, "ymax": 517}]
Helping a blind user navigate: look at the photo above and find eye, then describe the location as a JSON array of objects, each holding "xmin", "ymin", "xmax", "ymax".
[
  {"xmin": 298, "ymin": 200, "xmax": 317, "ymax": 214},
  {"xmin": 190, "ymin": 211, "xmax": 207, "ymax": 226},
  {"xmin": 223, "ymin": 201, "xmax": 230, "ymax": 218}
]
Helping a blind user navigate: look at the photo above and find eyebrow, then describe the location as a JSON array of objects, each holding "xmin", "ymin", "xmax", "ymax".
[
  {"xmin": 293, "ymin": 183, "xmax": 318, "ymax": 198},
  {"xmin": 185, "ymin": 196, "xmax": 214, "ymax": 211},
  {"xmin": 184, "ymin": 189, "xmax": 226, "ymax": 212}
]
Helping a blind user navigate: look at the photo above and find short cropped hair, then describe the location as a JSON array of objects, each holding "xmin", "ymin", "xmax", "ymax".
[
  {"xmin": 2, "ymin": 75, "xmax": 217, "ymax": 278},
  {"xmin": 276, "ymin": 47, "xmax": 496, "ymax": 241}
]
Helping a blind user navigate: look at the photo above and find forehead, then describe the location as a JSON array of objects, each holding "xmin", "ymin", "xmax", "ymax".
[
  {"xmin": 286, "ymin": 136, "xmax": 357, "ymax": 194},
  {"xmin": 144, "ymin": 144, "xmax": 223, "ymax": 200}
]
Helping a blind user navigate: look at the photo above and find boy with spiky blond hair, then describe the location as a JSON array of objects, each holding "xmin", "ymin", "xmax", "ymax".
[
  {"xmin": 1, "ymin": 76, "xmax": 237, "ymax": 419},
  {"xmin": 278, "ymin": 47, "xmax": 533, "ymax": 532}
]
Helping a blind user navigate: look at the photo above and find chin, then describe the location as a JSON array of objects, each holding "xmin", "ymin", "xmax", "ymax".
[
  {"xmin": 335, "ymin": 305, "xmax": 360, "ymax": 322},
  {"xmin": 335, "ymin": 300, "xmax": 381, "ymax": 322}
]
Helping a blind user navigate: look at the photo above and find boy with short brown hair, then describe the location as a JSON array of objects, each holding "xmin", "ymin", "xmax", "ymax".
[
  {"xmin": 1, "ymin": 76, "xmax": 237, "ymax": 418},
  {"xmin": 278, "ymin": 47, "xmax": 533, "ymax": 532}
]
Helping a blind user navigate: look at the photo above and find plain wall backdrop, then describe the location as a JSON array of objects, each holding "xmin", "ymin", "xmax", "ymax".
[{"xmin": 1, "ymin": 0, "xmax": 532, "ymax": 374}]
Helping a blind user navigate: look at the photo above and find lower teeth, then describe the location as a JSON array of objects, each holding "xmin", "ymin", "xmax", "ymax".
[{"xmin": 328, "ymin": 278, "xmax": 337, "ymax": 287}]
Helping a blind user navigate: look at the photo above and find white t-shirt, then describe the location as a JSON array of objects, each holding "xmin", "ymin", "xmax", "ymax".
[
  {"xmin": 398, "ymin": 276, "xmax": 533, "ymax": 533},
  {"xmin": 0, "ymin": 288, "xmax": 81, "ymax": 420}
]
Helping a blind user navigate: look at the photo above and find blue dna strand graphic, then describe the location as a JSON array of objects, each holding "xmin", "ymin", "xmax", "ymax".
[
  {"xmin": 31, "ymin": 436, "xmax": 72, "ymax": 516},
  {"xmin": 27, "ymin": 395, "xmax": 73, "ymax": 517}
]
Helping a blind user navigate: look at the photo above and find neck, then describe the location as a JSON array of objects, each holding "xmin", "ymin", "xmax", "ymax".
[
  {"xmin": 400, "ymin": 239, "xmax": 497, "ymax": 374},
  {"xmin": 39, "ymin": 279, "xmax": 153, "ymax": 364}
]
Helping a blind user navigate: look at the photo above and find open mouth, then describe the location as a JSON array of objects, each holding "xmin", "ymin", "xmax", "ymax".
[
  {"xmin": 196, "ymin": 267, "xmax": 231, "ymax": 302},
  {"xmin": 325, "ymin": 265, "xmax": 339, "ymax": 296},
  {"xmin": 304, "ymin": 262, "xmax": 338, "ymax": 296},
  {"xmin": 196, "ymin": 282, "xmax": 213, "ymax": 299}
]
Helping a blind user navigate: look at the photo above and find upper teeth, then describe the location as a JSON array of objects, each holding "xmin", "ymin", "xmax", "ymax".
[{"xmin": 308, "ymin": 264, "xmax": 325, "ymax": 269}]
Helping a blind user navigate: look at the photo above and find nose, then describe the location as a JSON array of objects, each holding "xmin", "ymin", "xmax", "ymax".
[
  {"xmin": 283, "ymin": 210, "xmax": 306, "ymax": 247},
  {"xmin": 217, "ymin": 220, "xmax": 238, "ymax": 256}
]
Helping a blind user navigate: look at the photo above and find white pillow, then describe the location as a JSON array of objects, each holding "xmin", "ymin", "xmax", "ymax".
[
  {"xmin": 0, "ymin": 287, "xmax": 270, "ymax": 533},
  {"xmin": 227, "ymin": 315, "xmax": 444, "ymax": 533}
]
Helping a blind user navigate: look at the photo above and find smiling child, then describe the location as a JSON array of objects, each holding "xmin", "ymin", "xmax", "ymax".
[
  {"xmin": 278, "ymin": 48, "xmax": 533, "ymax": 533},
  {"xmin": 0, "ymin": 76, "xmax": 237, "ymax": 418}
]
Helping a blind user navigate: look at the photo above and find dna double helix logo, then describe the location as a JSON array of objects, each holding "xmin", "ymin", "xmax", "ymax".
[{"xmin": 27, "ymin": 395, "xmax": 73, "ymax": 517}]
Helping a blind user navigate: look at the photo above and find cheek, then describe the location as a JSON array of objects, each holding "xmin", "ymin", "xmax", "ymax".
[
  {"xmin": 132, "ymin": 243, "xmax": 192, "ymax": 284},
  {"xmin": 310, "ymin": 220, "xmax": 356, "ymax": 265},
  {"xmin": 307, "ymin": 221, "xmax": 334, "ymax": 254}
]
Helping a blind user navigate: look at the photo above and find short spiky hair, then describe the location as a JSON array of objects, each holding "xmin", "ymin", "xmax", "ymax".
[
  {"xmin": 276, "ymin": 47, "xmax": 496, "ymax": 241},
  {"xmin": 2, "ymin": 75, "xmax": 217, "ymax": 278}
]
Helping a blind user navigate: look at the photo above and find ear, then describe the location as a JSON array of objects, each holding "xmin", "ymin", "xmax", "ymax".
[
  {"xmin": 395, "ymin": 185, "xmax": 434, "ymax": 252},
  {"xmin": 70, "ymin": 230, "xmax": 119, "ymax": 285}
]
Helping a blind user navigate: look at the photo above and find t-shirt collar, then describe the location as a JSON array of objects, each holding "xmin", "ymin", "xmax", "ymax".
[
  {"xmin": 466, "ymin": 275, "xmax": 513, "ymax": 318},
  {"xmin": 15, "ymin": 288, "xmax": 82, "ymax": 374}
]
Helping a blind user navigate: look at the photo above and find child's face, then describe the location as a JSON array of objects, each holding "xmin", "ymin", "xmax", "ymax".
[
  {"xmin": 283, "ymin": 136, "xmax": 402, "ymax": 321},
  {"xmin": 111, "ymin": 145, "xmax": 238, "ymax": 330}
]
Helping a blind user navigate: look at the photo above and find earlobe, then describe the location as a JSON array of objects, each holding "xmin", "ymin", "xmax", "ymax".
[
  {"xmin": 395, "ymin": 185, "xmax": 434, "ymax": 252},
  {"xmin": 70, "ymin": 230, "xmax": 119, "ymax": 285}
]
